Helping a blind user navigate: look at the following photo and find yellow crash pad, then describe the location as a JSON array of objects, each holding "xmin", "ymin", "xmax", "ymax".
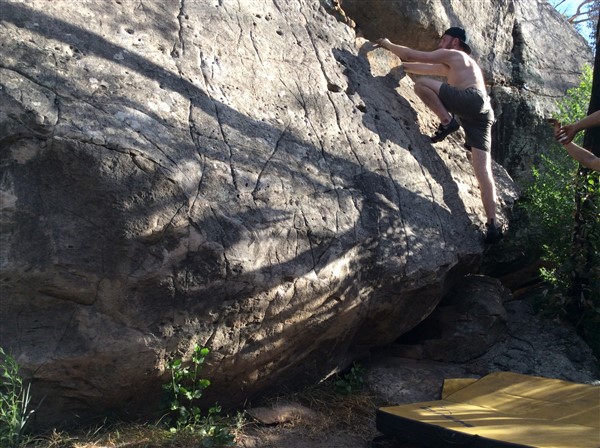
[{"xmin": 376, "ymin": 371, "xmax": 600, "ymax": 448}]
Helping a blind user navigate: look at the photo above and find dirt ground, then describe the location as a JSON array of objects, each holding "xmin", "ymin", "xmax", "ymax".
[
  {"xmin": 236, "ymin": 412, "xmax": 422, "ymax": 448},
  {"xmin": 233, "ymin": 387, "xmax": 421, "ymax": 448}
]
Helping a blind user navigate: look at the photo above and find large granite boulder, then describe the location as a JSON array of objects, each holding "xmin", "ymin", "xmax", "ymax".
[{"xmin": 0, "ymin": 0, "xmax": 566, "ymax": 428}]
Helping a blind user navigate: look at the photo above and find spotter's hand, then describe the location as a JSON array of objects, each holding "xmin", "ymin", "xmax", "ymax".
[
  {"xmin": 548, "ymin": 119, "xmax": 571, "ymax": 145},
  {"xmin": 556, "ymin": 125, "xmax": 576, "ymax": 145}
]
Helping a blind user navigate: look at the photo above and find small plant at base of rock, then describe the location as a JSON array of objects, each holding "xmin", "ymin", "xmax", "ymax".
[
  {"xmin": 335, "ymin": 362, "xmax": 365, "ymax": 395},
  {"xmin": 0, "ymin": 347, "xmax": 34, "ymax": 448},
  {"xmin": 163, "ymin": 345, "xmax": 234, "ymax": 447},
  {"xmin": 194, "ymin": 405, "xmax": 236, "ymax": 448},
  {"xmin": 164, "ymin": 345, "xmax": 211, "ymax": 430}
]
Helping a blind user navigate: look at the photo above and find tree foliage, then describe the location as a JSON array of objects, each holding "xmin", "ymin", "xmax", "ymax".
[{"xmin": 524, "ymin": 61, "xmax": 600, "ymax": 359}]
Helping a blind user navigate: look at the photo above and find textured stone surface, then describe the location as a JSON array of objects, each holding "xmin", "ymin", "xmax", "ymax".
[
  {"xmin": 0, "ymin": 0, "xmax": 582, "ymax": 428},
  {"xmin": 393, "ymin": 275, "xmax": 510, "ymax": 363},
  {"xmin": 246, "ymin": 403, "xmax": 318, "ymax": 425}
]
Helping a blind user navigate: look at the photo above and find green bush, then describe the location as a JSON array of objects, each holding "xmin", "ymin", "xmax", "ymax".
[
  {"xmin": 0, "ymin": 348, "xmax": 33, "ymax": 448},
  {"xmin": 523, "ymin": 64, "xmax": 600, "ymax": 357}
]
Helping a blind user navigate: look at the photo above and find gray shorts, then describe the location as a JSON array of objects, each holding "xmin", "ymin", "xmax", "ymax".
[{"xmin": 439, "ymin": 84, "xmax": 495, "ymax": 152}]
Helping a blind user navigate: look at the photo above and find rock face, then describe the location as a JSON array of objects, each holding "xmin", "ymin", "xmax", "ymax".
[
  {"xmin": 368, "ymin": 296, "xmax": 599, "ymax": 408},
  {"xmin": 340, "ymin": 0, "xmax": 593, "ymax": 182},
  {"xmin": 0, "ymin": 0, "xmax": 583, "ymax": 428},
  {"xmin": 394, "ymin": 275, "xmax": 510, "ymax": 363}
]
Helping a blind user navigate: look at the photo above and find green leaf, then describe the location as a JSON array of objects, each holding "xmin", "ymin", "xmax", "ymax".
[{"xmin": 171, "ymin": 359, "xmax": 182, "ymax": 369}]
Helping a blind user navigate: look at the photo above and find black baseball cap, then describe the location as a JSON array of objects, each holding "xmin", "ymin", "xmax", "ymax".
[{"xmin": 444, "ymin": 27, "xmax": 472, "ymax": 54}]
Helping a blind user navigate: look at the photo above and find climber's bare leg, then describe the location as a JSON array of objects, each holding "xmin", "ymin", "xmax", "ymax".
[
  {"xmin": 470, "ymin": 147, "xmax": 496, "ymax": 224},
  {"xmin": 413, "ymin": 78, "xmax": 452, "ymax": 125}
]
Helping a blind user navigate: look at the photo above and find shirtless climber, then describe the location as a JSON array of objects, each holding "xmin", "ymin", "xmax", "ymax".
[{"xmin": 375, "ymin": 27, "xmax": 501, "ymax": 244}]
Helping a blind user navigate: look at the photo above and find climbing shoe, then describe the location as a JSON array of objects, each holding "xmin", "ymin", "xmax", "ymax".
[
  {"xmin": 430, "ymin": 117, "xmax": 460, "ymax": 143},
  {"xmin": 484, "ymin": 221, "xmax": 502, "ymax": 244}
]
